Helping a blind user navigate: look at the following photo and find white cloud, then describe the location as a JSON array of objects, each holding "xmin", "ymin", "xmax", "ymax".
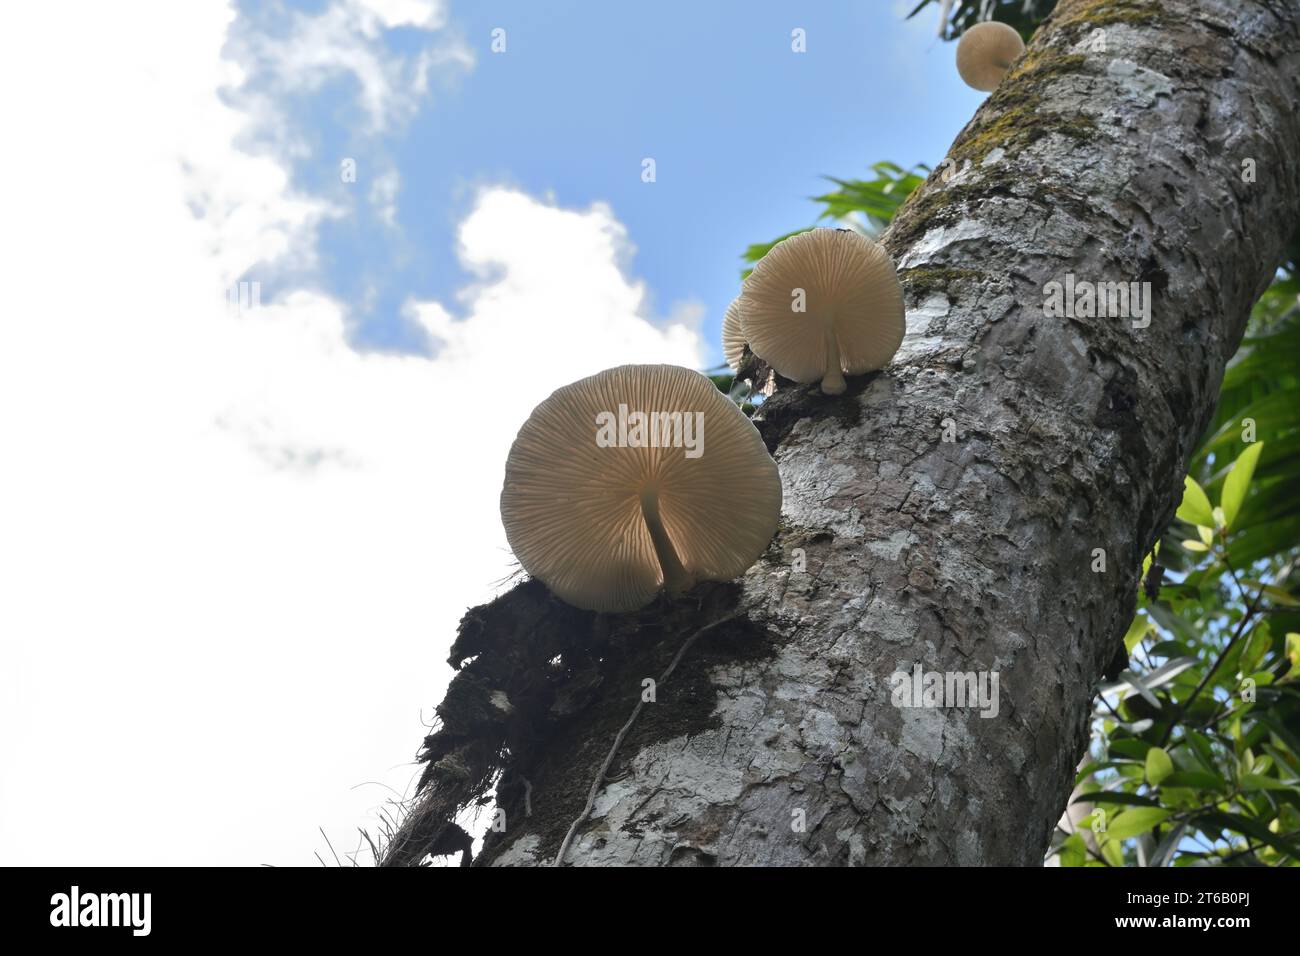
[
  {"xmin": 0, "ymin": 1, "xmax": 702, "ymax": 865},
  {"xmin": 353, "ymin": 0, "xmax": 449, "ymax": 31},
  {"xmin": 226, "ymin": 0, "xmax": 473, "ymax": 135}
]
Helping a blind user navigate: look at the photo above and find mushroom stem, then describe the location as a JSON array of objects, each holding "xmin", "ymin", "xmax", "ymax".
[
  {"xmin": 639, "ymin": 485, "xmax": 695, "ymax": 595},
  {"xmin": 821, "ymin": 327, "xmax": 846, "ymax": 395}
]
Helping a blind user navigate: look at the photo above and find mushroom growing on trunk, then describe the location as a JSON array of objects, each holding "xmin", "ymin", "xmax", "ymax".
[
  {"xmin": 955, "ymin": 20, "xmax": 1025, "ymax": 92},
  {"xmin": 500, "ymin": 364, "xmax": 782, "ymax": 613},
  {"xmin": 738, "ymin": 228, "xmax": 904, "ymax": 396}
]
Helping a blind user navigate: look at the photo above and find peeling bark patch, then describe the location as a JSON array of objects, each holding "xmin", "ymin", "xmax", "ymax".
[
  {"xmin": 868, "ymin": 530, "xmax": 920, "ymax": 561},
  {"xmin": 1106, "ymin": 59, "xmax": 1174, "ymax": 105}
]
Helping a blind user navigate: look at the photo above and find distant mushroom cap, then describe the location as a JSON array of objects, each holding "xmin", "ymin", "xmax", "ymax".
[
  {"xmin": 501, "ymin": 364, "xmax": 782, "ymax": 613},
  {"xmin": 722, "ymin": 297, "xmax": 746, "ymax": 370},
  {"xmin": 955, "ymin": 21, "xmax": 1025, "ymax": 92},
  {"xmin": 737, "ymin": 229, "xmax": 904, "ymax": 395}
]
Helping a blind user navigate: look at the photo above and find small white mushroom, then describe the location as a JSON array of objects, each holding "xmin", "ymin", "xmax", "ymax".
[
  {"xmin": 955, "ymin": 21, "xmax": 1026, "ymax": 92},
  {"xmin": 737, "ymin": 229, "xmax": 904, "ymax": 396},
  {"xmin": 500, "ymin": 364, "xmax": 782, "ymax": 613}
]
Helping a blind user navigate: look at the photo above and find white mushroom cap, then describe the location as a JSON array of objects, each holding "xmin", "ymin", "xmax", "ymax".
[
  {"xmin": 737, "ymin": 229, "xmax": 904, "ymax": 395},
  {"xmin": 722, "ymin": 297, "xmax": 746, "ymax": 370},
  {"xmin": 501, "ymin": 364, "xmax": 782, "ymax": 613},
  {"xmin": 955, "ymin": 21, "xmax": 1025, "ymax": 92}
]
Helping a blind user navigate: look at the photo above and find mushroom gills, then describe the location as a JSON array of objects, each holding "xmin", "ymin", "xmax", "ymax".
[
  {"xmin": 638, "ymin": 484, "xmax": 695, "ymax": 594},
  {"xmin": 501, "ymin": 364, "xmax": 781, "ymax": 612}
]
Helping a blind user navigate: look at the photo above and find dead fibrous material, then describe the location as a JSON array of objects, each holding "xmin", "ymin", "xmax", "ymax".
[
  {"xmin": 955, "ymin": 21, "xmax": 1026, "ymax": 92},
  {"xmin": 378, "ymin": 577, "xmax": 765, "ymax": 866},
  {"xmin": 500, "ymin": 364, "xmax": 782, "ymax": 613},
  {"xmin": 738, "ymin": 229, "xmax": 905, "ymax": 396}
]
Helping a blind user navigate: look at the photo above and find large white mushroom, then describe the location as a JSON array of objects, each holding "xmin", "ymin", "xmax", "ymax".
[
  {"xmin": 501, "ymin": 364, "xmax": 782, "ymax": 613},
  {"xmin": 737, "ymin": 228, "xmax": 904, "ymax": 395}
]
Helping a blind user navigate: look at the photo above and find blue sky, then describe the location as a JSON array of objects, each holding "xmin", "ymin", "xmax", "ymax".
[{"xmin": 237, "ymin": 0, "xmax": 986, "ymax": 359}]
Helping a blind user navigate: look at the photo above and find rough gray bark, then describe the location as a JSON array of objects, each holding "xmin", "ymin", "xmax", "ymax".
[{"xmin": 384, "ymin": 0, "xmax": 1300, "ymax": 867}]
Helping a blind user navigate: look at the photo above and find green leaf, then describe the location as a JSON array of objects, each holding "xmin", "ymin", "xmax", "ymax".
[
  {"xmin": 1122, "ymin": 614, "xmax": 1152, "ymax": 654},
  {"xmin": 1146, "ymin": 747, "xmax": 1175, "ymax": 786},
  {"xmin": 1161, "ymin": 770, "xmax": 1229, "ymax": 791},
  {"xmin": 1055, "ymin": 832, "xmax": 1086, "ymax": 867},
  {"xmin": 1185, "ymin": 730, "xmax": 1219, "ymax": 773},
  {"xmin": 1263, "ymin": 743, "xmax": 1300, "ymax": 775},
  {"xmin": 1240, "ymin": 624, "xmax": 1273, "ymax": 676},
  {"xmin": 1221, "ymin": 441, "xmax": 1265, "ymax": 529},
  {"xmin": 1101, "ymin": 837, "xmax": 1125, "ymax": 866},
  {"xmin": 1107, "ymin": 739, "xmax": 1153, "ymax": 761},
  {"xmin": 1257, "ymin": 712, "xmax": 1300, "ymax": 757},
  {"xmin": 1073, "ymin": 760, "xmax": 1137, "ymax": 786},
  {"xmin": 1149, "ymin": 640, "xmax": 1193, "ymax": 659},
  {"xmin": 1263, "ymin": 586, "xmax": 1300, "ymax": 608},
  {"xmin": 1114, "ymin": 670, "xmax": 1162, "ymax": 708},
  {"xmin": 1239, "ymin": 773, "xmax": 1295, "ymax": 792},
  {"xmin": 1107, "ymin": 658, "xmax": 1197, "ymax": 701},
  {"xmin": 1230, "ymin": 515, "xmax": 1300, "ymax": 565},
  {"xmin": 1194, "ymin": 811, "xmax": 1298, "ymax": 857},
  {"xmin": 1073, "ymin": 790, "xmax": 1162, "ymax": 808},
  {"xmin": 1176, "ymin": 476, "xmax": 1215, "ymax": 527},
  {"xmin": 1106, "ymin": 807, "xmax": 1170, "ymax": 841}
]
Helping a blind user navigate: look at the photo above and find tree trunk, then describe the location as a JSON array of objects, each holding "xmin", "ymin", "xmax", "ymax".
[{"xmin": 384, "ymin": 0, "xmax": 1300, "ymax": 867}]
